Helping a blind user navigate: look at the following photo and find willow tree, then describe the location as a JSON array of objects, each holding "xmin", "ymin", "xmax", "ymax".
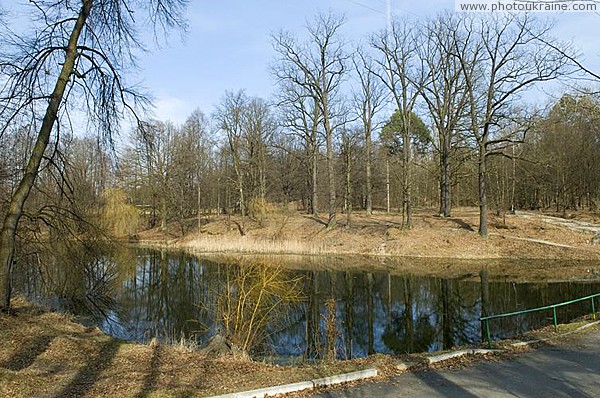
[{"xmin": 0, "ymin": 0, "xmax": 188, "ymax": 311}]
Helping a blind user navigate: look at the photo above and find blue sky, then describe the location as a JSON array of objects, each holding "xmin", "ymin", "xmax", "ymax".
[
  {"xmin": 4, "ymin": 1, "xmax": 599, "ymax": 125},
  {"xmin": 139, "ymin": 0, "xmax": 600, "ymax": 124}
]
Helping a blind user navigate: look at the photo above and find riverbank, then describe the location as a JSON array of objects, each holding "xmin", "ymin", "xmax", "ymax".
[
  {"xmin": 0, "ymin": 299, "xmax": 380, "ymax": 397},
  {"xmin": 137, "ymin": 208, "xmax": 600, "ymax": 260},
  {"xmin": 2, "ymin": 298, "xmax": 599, "ymax": 397},
  {"xmin": 0, "ymin": 298, "xmax": 489, "ymax": 397}
]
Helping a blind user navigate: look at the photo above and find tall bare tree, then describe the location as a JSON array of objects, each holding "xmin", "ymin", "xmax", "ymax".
[
  {"xmin": 419, "ymin": 13, "xmax": 471, "ymax": 218},
  {"xmin": 274, "ymin": 80, "xmax": 321, "ymax": 215},
  {"xmin": 214, "ymin": 90, "xmax": 248, "ymax": 234},
  {"xmin": 244, "ymin": 97, "xmax": 277, "ymax": 202},
  {"xmin": 455, "ymin": 14, "xmax": 573, "ymax": 236},
  {"xmin": 272, "ymin": 12, "xmax": 349, "ymax": 229},
  {"xmin": 352, "ymin": 47, "xmax": 387, "ymax": 216},
  {"xmin": 181, "ymin": 109, "xmax": 212, "ymax": 228},
  {"xmin": 371, "ymin": 18, "xmax": 425, "ymax": 228},
  {"xmin": 0, "ymin": 0, "xmax": 188, "ymax": 311}
]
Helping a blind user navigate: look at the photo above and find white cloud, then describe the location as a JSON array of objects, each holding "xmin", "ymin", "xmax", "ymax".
[{"xmin": 152, "ymin": 96, "xmax": 195, "ymax": 125}]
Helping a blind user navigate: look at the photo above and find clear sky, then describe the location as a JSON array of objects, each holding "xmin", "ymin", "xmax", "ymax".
[
  {"xmin": 138, "ymin": 0, "xmax": 600, "ymax": 125},
  {"xmin": 5, "ymin": 1, "xmax": 600, "ymax": 125}
]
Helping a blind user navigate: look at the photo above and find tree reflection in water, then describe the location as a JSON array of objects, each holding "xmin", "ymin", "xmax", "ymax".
[{"xmin": 14, "ymin": 249, "xmax": 600, "ymax": 361}]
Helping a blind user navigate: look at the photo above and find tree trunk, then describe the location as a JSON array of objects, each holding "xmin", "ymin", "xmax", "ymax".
[
  {"xmin": 439, "ymin": 132, "xmax": 452, "ymax": 217},
  {"xmin": 0, "ymin": 0, "xmax": 92, "ymax": 311},
  {"xmin": 311, "ymin": 101, "xmax": 320, "ymax": 216},
  {"xmin": 365, "ymin": 127, "xmax": 373, "ymax": 216},
  {"xmin": 478, "ymin": 145, "xmax": 488, "ymax": 237},
  {"xmin": 402, "ymin": 130, "xmax": 412, "ymax": 228},
  {"xmin": 197, "ymin": 182, "xmax": 202, "ymax": 230},
  {"xmin": 345, "ymin": 138, "xmax": 352, "ymax": 228},
  {"xmin": 160, "ymin": 195, "xmax": 167, "ymax": 231},
  {"xmin": 238, "ymin": 175, "xmax": 246, "ymax": 235},
  {"xmin": 311, "ymin": 141, "xmax": 318, "ymax": 216},
  {"xmin": 324, "ymin": 115, "xmax": 336, "ymax": 229},
  {"xmin": 386, "ymin": 159, "xmax": 390, "ymax": 213}
]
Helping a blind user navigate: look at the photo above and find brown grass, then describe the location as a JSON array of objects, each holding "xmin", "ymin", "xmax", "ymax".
[
  {"xmin": 0, "ymin": 298, "xmax": 387, "ymax": 398},
  {"xmin": 2, "ymin": 298, "xmax": 598, "ymax": 397},
  {"xmin": 136, "ymin": 207, "xmax": 600, "ymax": 261}
]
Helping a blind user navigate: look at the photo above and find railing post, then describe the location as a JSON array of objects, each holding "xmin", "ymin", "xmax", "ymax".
[
  {"xmin": 592, "ymin": 297, "xmax": 596, "ymax": 321},
  {"xmin": 485, "ymin": 319, "xmax": 492, "ymax": 349},
  {"xmin": 552, "ymin": 307, "xmax": 558, "ymax": 332}
]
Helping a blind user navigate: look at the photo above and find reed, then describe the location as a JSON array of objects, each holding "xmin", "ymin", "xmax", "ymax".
[{"xmin": 181, "ymin": 235, "xmax": 345, "ymax": 256}]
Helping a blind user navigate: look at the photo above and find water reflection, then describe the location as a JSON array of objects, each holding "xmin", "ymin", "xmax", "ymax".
[{"xmin": 15, "ymin": 248, "xmax": 600, "ymax": 360}]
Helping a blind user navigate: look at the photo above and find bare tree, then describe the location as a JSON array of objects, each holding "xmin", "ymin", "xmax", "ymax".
[
  {"xmin": 352, "ymin": 47, "xmax": 387, "ymax": 216},
  {"xmin": 273, "ymin": 79, "xmax": 321, "ymax": 215},
  {"xmin": 214, "ymin": 90, "xmax": 248, "ymax": 235},
  {"xmin": 181, "ymin": 109, "xmax": 212, "ymax": 228},
  {"xmin": 371, "ymin": 18, "xmax": 425, "ymax": 228},
  {"xmin": 244, "ymin": 97, "xmax": 277, "ymax": 203},
  {"xmin": 272, "ymin": 12, "xmax": 349, "ymax": 229},
  {"xmin": 455, "ymin": 14, "xmax": 573, "ymax": 236},
  {"xmin": 341, "ymin": 128, "xmax": 361, "ymax": 227},
  {"xmin": 0, "ymin": 0, "xmax": 188, "ymax": 311},
  {"xmin": 419, "ymin": 13, "xmax": 471, "ymax": 218}
]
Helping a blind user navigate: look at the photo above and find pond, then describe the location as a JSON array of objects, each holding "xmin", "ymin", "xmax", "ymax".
[{"xmin": 15, "ymin": 247, "xmax": 600, "ymax": 361}]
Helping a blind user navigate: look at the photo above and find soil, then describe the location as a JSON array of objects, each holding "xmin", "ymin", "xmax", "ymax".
[
  {"xmin": 0, "ymin": 299, "xmax": 384, "ymax": 398},
  {"xmin": 135, "ymin": 207, "xmax": 600, "ymax": 281},
  {"xmin": 2, "ymin": 299, "xmax": 598, "ymax": 398},
  {"xmin": 137, "ymin": 208, "xmax": 600, "ymax": 259},
  {"xmin": 6, "ymin": 205, "xmax": 600, "ymax": 397}
]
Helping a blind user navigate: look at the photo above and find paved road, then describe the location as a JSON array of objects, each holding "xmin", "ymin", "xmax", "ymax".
[{"xmin": 313, "ymin": 326, "xmax": 600, "ymax": 398}]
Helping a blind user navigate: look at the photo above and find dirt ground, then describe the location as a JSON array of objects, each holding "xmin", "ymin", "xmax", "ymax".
[
  {"xmin": 0, "ymin": 299, "xmax": 432, "ymax": 398},
  {"xmin": 137, "ymin": 207, "xmax": 600, "ymax": 259},
  {"xmin": 135, "ymin": 207, "xmax": 600, "ymax": 281},
  {"xmin": 2, "ymin": 299, "xmax": 598, "ymax": 398}
]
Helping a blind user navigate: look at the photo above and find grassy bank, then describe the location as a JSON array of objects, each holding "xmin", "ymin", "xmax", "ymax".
[
  {"xmin": 0, "ymin": 299, "xmax": 393, "ymax": 398},
  {"xmin": 2, "ymin": 299, "xmax": 599, "ymax": 397},
  {"xmin": 137, "ymin": 208, "xmax": 600, "ymax": 261}
]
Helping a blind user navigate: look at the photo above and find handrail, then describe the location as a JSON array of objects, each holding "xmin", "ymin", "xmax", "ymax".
[{"xmin": 480, "ymin": 292, "xmax": 600, "ymax": 348}]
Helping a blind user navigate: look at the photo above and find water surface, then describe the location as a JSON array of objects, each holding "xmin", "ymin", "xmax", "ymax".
[{"xmin": 17, "ymin": 248, "xmax": 600, "ymax": 360}]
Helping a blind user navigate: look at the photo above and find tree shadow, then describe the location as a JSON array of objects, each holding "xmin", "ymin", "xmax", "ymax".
[
  {"xmin": 0, "ymin": 334, "xmax": 54, "ymax": 371},
  {"xmin": 53, "ymin": 339, "xmax": 121, "ymax": 398},
  {"xmin": 476, "ymin": 342, "xmax": 600, "ymax": 397},
  {"xmin": 447, "ymin": 217, "xmax": 475, "ymax": 231},
  {"xmin": 135, "ymin": 344, "xmax": 162, "ymax": 398},
  {"xmin": 369, "ymin": 216, "xmax": 403, "ymax": 227},
  {"xmin": 304, "ymin": 215, "xmax": 328, "ymax": 226},
  {"xmin": 411, "ymin": 369, "xmax": 480, "ymax": 398}
]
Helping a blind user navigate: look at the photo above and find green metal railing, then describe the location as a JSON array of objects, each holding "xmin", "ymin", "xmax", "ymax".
[{"xmin": 480, "ymin": 292, "xmax": 600, "ymax": 348}]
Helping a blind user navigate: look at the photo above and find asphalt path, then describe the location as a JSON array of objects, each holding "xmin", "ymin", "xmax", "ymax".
[{"xmin": 313, "ymin": 326, "xmax": 600, "ymax": 398}]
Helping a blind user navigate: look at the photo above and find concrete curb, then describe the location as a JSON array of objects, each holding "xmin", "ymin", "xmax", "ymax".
[
  {"xmin": 510, "ymin": 319, "xmax": 600, "ymax": 348},
  {"xmin": 426, "ymin": 348, "xmax": 503, "ymax": 364},
  {"xmin": 209, "ymin": 368, "xmax": 378, "ymax": 398}
]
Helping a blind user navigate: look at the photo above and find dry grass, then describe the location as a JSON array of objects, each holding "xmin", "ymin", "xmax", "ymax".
[
  {"xmin": 2, "ymin": 298, "xmax": 598, "ymax": 397},
  {"xmin": 136, "ymin": 207, "xmax": 600, "ymax": 262},
  {"xmin": 0, "ymin": 299, "xmax": 381, "ymax": 398}
]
